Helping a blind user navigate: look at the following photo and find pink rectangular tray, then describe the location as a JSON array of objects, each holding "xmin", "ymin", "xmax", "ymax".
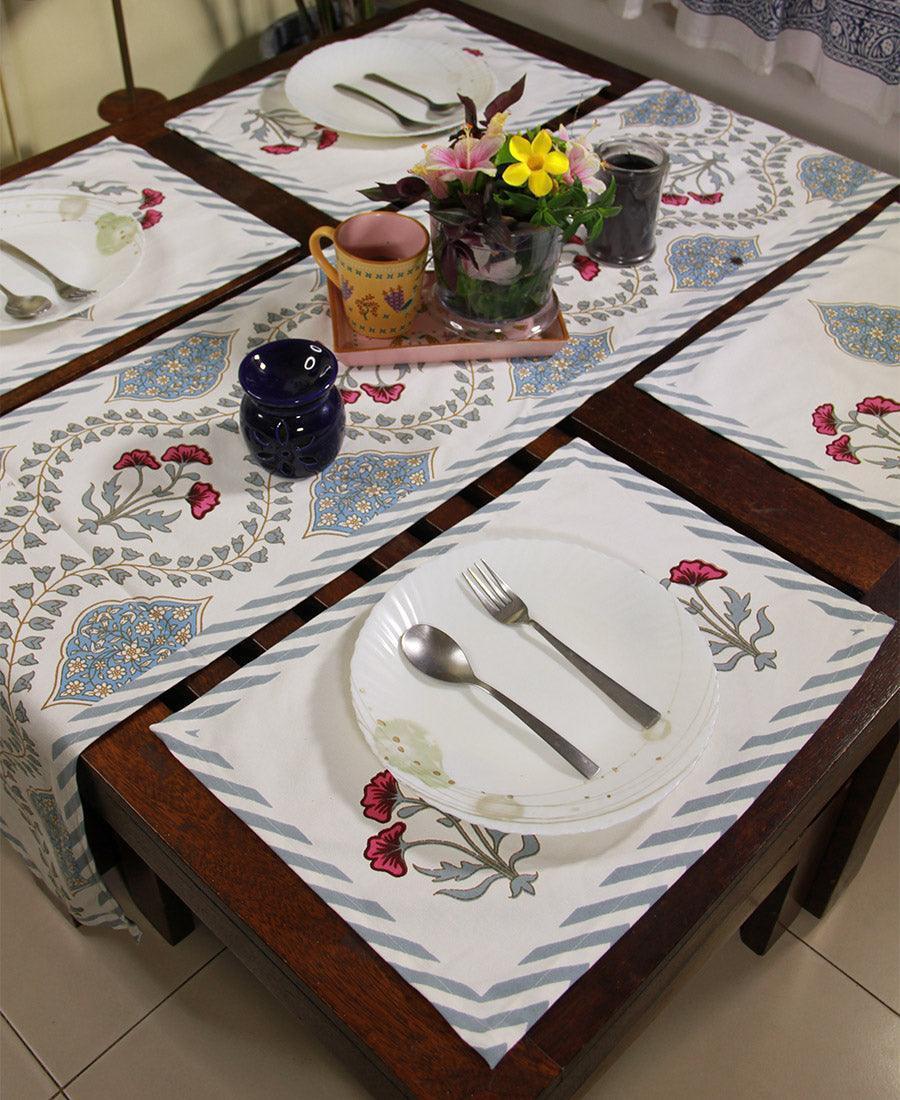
[{"xmin": 327, "ymin": 273, "xmax": 569, "ymax": 367}]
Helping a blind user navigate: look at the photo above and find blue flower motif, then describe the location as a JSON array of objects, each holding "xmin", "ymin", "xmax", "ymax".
[
  {"xmin": 510, "ymin": 333, "xmax": 614, "ymax": 398},
  {"xmin": 797, "ymin": 154, "xmax": 877, "ymax": 203},
  {"xmin": 48, "ymin": 598, "xmax": 207, "ymax": 706},
  {"xmin": 307, "ymin": 450, "xmax": 433, "ymax": 536},
  {"xmin": 110, "ymin": 332, "xmax": 235, "ymax": 401},
  {"xmin": 621, "ymin": 89, "xmax": 699, "ymax": 128},
  {"xmin": 666, "ymin": 234, "xmax": 760, "ymax": 291},
  {"xmin": 29, "ymin": 792, "xmax": 93, "ymax": 893},
  {"xmin": 813, "ymin": 301, "xmax": 900, "ymax": 365}
]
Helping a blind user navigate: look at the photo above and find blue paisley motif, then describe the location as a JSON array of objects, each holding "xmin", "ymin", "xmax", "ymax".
[
  {"xmin": 308, "ymin": 451, "xmax": 432, "ymax": 536},
  {"xmin": 797, "ymin": 153, "xmax": 878, "ymax": 203},
  {"xmin": 511, "ymin": 333, "xmax": 614, "ymax": 398},
  {"xmin": 110, "ymin": 332, "xmax": 234, "ymax": 401},
  {"xmin": 666, "ymin": 235, "xmax": 761, "ymax": 291},
  {"xmin": 621, "ymin": 89, "xmax": 699, "ymax": 127},
  {"xmin": 49, "ymin": 598, "xmax": 206, "ymax": 705},
  {"xmin": 813, "ymin": 301, "xmax": 900, "ymax": 364}
]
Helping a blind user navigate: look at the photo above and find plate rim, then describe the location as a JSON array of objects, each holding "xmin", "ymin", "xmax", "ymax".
[{"xmin": 349, "ymin": 534, "xmax": 719, "ymax": 834}]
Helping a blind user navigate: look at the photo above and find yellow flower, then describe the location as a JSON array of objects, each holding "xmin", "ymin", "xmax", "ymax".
[
  {"xmin": 485, "ymin": 111, "xmax": 508, "ymax": 137},
  {"xmin": 502, "ymin": 131, "xmax": 569, "ymax": 197}
]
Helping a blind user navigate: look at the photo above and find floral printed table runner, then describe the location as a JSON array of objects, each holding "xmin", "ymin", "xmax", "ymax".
[
  {"xmin": 639, "ymin": 207, "xmax": 900, "ymax": 524},
  {"xmin": 150, "ymin": 438, "xmax": 892, "ymax": 1065},
  {"xmin": 0, "ymin": 139, "xmax": 294, "ymax": 396},
  {"xmin": 164, "ymin": 8, "xmax": 607, "ymax": 220},
  {"xmin": 0, "ymin": 83, "xmax": 894, "ymax": 931}
]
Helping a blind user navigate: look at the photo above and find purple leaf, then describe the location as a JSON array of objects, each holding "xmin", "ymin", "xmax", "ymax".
[
  {"xmin": 483, "ymin": 75, "xmax": 526, "ymax": 121},
  {"xmin": 458, "ymin": 93, "xmax": 478, "ymax": 132}
]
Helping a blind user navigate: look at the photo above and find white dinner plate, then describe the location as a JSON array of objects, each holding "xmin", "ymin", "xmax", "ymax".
[
  {"xmin": 284, "ymin": 37, "xmax": 494, "ymax": 138},
  {"xmin": 350, "ymin": 537, "xmax": 718, "ymax": 834},
  {"xmin": 0, "ymin": 191, "xmax": 144, "ymax": 331}
]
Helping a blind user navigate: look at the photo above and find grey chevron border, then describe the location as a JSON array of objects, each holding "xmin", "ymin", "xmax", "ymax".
[
  {"xmin": 145, "ymin": 438, "xmax": 890, "ymax": 1067},
  {"xmin": 637, "ymin": 209, "xmax": 900, "ymax": 524},
  {"xmin": 0, "ymin": 138, "xmax": 294, "ymax": 395},
  {"xmin": 163, "ymin": 8, "xmax": 603, "ymax": 219}
]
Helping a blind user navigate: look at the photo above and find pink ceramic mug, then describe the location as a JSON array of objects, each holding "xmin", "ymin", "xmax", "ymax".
[{"xmin": 309, "ymin": 211, "xmax": 429, "ymax": 339}]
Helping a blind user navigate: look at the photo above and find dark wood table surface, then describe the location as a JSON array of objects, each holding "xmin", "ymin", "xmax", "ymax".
[{"xmin": 3, "ymin": 3, "xmax": 897, "ymax": 1097}]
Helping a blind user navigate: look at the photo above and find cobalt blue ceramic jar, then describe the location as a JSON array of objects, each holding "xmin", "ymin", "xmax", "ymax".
[{"xmin": 238, "ymin": 339, "xmax": 345, "ymax": 479}]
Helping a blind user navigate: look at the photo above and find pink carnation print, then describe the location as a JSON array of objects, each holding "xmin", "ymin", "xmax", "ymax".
[
  {"xmin": 140, "ymin": 209, "xmax": 163, "ymax": 229},
  {"xmin": 113, "ymin": 449, "xmax": 160, "ymax": 471},
  {"xmin": 824, "ymin": 434, "xmax": 860, "ymax": 464},
  {"xmin": 261, "ymin": 143, "xmax": 299, "ymax": 155},
  {"xmin": 688, "ymin": 192, "xmax": 723, "ymax": 204},
  {"xmin": 186, "ymin": 481, "xmax": 221, "ymax": 518},
  {"xmin": 360, "ymin": 770, "xmax": 399, "ymax": 823},
  {"xmin": 316, "ymin": 128, "xmax": 339, "ymax": 149},
  {"xmin": 340, "ymin": 388, "xmax": 360, "ymax": 404},
  {"xmin": 573, "ymin": 254, "xmax": 599, "ymax": 281},
  {"xmin": 462, "ymin": 47, "xmax": 484, "ymax": 56},
  {"xmin": 160, "ymin": 444, "xmax": 213, "ymax": 465},
  {"xmin": 856, "ymin": 395, "xmax": 900, "ymax": 416},
  {"xmin": 567, "ymin": 234, "xmax": 585, "ymax": 245},
  {"xmin": 661, "ymin": 193, "xmax": 689, "ymax": 206},
  {"xmin": 361, "ymin": 382, "xmax": 404, "ymax": 404},
  {"xmin": 669, "ymin": 559, "xmax": 728, "ymax": 586},
  {"xmin": 364, "ymin": 822, "xmax": 407, "ymax": 877},
  {"xmin": 139, "ymin": 188, "xmax": 165, "ymax": 209},
  {"xmin": 811, "ymin": 403, "xmax": 838, "ymax": 435}
]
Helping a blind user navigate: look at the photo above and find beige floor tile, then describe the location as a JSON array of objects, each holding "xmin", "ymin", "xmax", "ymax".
[
  {"xmin": 575, "ymin": 931, "xmax": 900, "ymax": 1100},
  {"xmin": 0, "ymin": 1016, "xmax": 58, "ymax": 1100},
  {"xmin": 66, "ymin": 951, "xmax": 374, "ymax": 1100},
  {"xmin": 788, "ymin": 789, "xmax": 900, "ymax": 1012},
  {"xmin": 0, "ymin": 840, "xmax": 222, "ymax": 1086}
]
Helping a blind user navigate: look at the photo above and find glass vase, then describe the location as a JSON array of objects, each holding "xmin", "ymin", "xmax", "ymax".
[{"xmin": 429, "ymin": 214, "xmax": 563, "ymax": 337}]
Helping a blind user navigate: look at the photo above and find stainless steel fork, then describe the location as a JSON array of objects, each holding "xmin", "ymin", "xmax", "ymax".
[{"xmin": 462, "ymin": 560, "xmax": 662, "ymax": 729}]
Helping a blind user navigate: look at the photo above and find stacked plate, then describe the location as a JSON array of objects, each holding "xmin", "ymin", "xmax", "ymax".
[
  {"xmin": 351, "ymin": 537, "xmax": 719, "ymax": 834},
  {"xmin": 284, "ymin": 37, "xmax": 494, "ymax": 139},
  {"xmin": 0, "ymin": 191, "xmax": 144, "ymax": 330}
]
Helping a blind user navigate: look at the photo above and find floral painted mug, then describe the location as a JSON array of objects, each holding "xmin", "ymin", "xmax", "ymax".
[{"xmin": 309, "ymin": 211, "xmax": 428, "ymax": 339}]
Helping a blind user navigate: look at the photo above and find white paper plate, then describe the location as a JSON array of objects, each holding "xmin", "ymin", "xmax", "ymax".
[
  {"xmin": 284, "ymin": 37, "xmax": 494, "ymax": 138},
  {"xmin": 350, "ymin": 537, "xmax": 718, "ymax": 834},
  {"xmin": 0, "ymin": 191, "xmax": 144, "ymax": 331}
]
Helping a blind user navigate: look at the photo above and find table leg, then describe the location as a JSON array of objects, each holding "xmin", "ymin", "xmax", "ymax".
[{"xmin": 115, "ymin": 835, "xmax": 195, "ymax": 945}]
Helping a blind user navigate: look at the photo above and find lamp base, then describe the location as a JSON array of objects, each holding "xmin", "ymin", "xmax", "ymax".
[{"xmin": 97, "ymin": 87, "xmax": 167, "ymax": 123}]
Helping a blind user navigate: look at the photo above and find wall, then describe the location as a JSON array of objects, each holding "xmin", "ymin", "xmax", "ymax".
[
  {"xmin": 1, "ymin": 0, "xmax": 897, "ymax": 174},
  {"xmin": 0, "ymin": 0, "xmax": 298, "ymax": 167},
  {"xmin": 467, "ymin": 0, "xmax": 899, "ymax": 175}
]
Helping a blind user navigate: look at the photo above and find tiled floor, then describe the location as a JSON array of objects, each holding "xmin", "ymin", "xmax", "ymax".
[{"xmin": 2, "ymin": 793, "xmax": 897, "ymax": 1100}]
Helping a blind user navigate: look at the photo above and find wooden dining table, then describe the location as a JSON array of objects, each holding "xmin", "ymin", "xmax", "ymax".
[{"xmin": 2, "ymin": 2, "xmax": 897, "ymax": 1096}]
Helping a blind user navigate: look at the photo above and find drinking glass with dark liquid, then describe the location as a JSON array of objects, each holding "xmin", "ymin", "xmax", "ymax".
[{"xmin": 588, "ymin": 139, "xmax": 669, "ymax": 266}]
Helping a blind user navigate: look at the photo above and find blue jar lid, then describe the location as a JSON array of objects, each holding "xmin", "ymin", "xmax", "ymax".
[{"xmin": 238, "ymin": 339, "xmax": 338, "ymax": 408}]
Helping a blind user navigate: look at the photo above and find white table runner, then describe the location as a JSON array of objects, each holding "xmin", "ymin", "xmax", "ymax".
[
  {"xmin": 164, "ymin": 7, "xmax": 608, "ymax": 219},
  {"xmin": 639, "ymin": 207, "xmax": 900, "ymax": 524},
  {"xmin": 150, "ymin": 438, "xmax": 892, "ymax": 1065},
  {"xmin": 0, "ymin": 138, "xmax": 294, "ymax": 395},
  {"xmin": 0, "ymin": 92, "xmax": 894, "ymax": 931}
]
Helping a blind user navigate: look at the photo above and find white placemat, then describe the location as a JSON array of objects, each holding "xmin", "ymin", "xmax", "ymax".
[
  {"xmin": 150, "ymin": 437, "xmax": 893, "ymax": 1066},
  {"xmin": 639, "ymin": 206, "xmax": 900, "ymax": 524},
  {"xmin": 0, "ymin": 138, "xmax": 295, "ymax": 395},
  {"xmin": 164, "ymin": 8, "xmax": 607, "ymax": 219}
]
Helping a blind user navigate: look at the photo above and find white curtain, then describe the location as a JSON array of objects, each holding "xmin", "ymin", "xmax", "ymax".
[{"xmin": 609, "ymin": 1, "xmax": 899, "ymax": 121}]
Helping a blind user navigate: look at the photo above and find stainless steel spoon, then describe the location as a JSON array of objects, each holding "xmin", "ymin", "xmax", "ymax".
[
  {"xmin": 0, "ymin": 239, "xmax": 95, "ymax": 301},
  {"xmin": 399, "ymin": 624, "xmax": 599, "ymax": 779},
  {"xmin": 0, "ymin": 281, "xmax": 53, "ymax": 321},
  {"xmin": 333, "ymin": 83, "xmax": 430, "ymax": 129},
  {"xmin": 363, "ymin": 73, "xmax": 461, "ymax": 114}
]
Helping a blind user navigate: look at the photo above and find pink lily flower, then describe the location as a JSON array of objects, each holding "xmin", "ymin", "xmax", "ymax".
[{"xmin": 414, "ymin": 132, "xmax": 504, "ymax": 196}]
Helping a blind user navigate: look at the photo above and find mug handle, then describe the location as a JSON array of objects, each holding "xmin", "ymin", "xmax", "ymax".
[{"xmin": 309, "ymin": 226, "xmax": 341, "ymax": 286}]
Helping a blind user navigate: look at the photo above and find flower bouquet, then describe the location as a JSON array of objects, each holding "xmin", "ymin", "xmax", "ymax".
[{"xmin": 362, "ymin": 77, "xmax": 620, "ymax": 332}]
